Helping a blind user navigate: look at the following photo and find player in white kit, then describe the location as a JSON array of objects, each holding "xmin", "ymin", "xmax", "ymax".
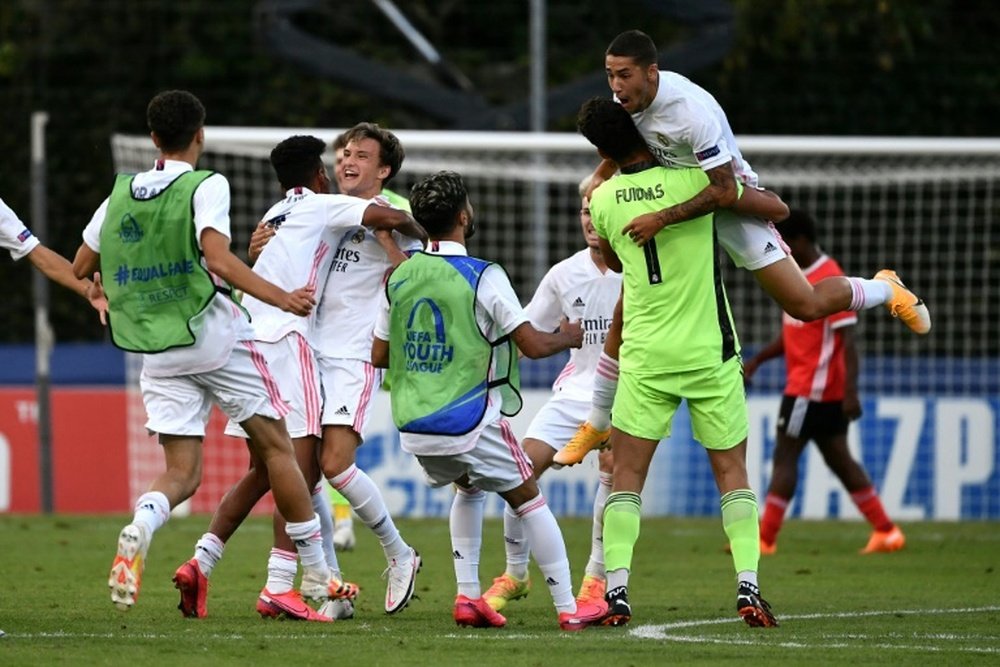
[
  {"xmin": 172, "ymin": 135, "xmax": 425, "ymax": 620},
  {"xmin": 250, "ymin": 122, "xmax": 425, "ymax": 614},
  {"xmin": 559, "ymin": 30, "xmax": 931, "ymax": 462},
  {"xmin": 482, "ymin": 176, "xmax": 620, "ymax": 613},
  {"xmin": 72, "ymin": 90, "xmax": 330, "ymax": 616}
]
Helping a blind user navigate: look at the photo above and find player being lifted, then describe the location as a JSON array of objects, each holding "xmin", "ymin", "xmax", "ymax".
[
  {"xmin": 557, "ymin": 29, "xmax": 931, "ymax": 465},
  {"xmin": 372, "ymin": 170, "xmax": 608, "ymax": 631},
  {"xmin": 250, "ymin": 122, "xmax": 424, "ymax": 614},
  {"xmin": 72, "ymin": 90, "xmax": 331, "ymax": 614},
  {"xmin": 172, "ymin": 135, "xmax": 425, "ymax": 620},
  {"xmin": 578, "ymin": 96, "xmax": 778, "ymax": 628}
]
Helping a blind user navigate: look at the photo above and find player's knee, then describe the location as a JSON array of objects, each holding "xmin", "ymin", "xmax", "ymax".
[{"xmin": 783, "ymin": 299, "xmax": 825, "ymax": 322}]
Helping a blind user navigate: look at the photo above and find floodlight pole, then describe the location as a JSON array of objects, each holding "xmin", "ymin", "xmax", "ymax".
[
  {"xmin": 529, "ymin": 0, "xmax": 548, "ymax": 287},
  {"xmin": 31, "ymin": 111, "xmax": 54, "ymax": 514}
]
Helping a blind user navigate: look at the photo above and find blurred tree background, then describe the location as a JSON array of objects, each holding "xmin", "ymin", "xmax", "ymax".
[{"xmin": 0, "ymin": 0, "xmax": 997, "ymax": 342}]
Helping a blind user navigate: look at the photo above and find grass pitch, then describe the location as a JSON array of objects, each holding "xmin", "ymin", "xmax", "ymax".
[{"xmin": 0, "ymin": 515, "xmax": 997, "ymax": 665}]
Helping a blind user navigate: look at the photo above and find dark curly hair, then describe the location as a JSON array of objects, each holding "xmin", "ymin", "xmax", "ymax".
[
  {"xmin": 577, "ymin": 97, "xmax": 646, "ymax": 164},
  {"xmin": 270, "ymin": 135, "xmax": 326, "ymax": 191},
  {"xmin": 342, "ymin": 122, "xmax": 405, "ymax": 185},
  {"xmin": 410, "ymin": 171, "xmax": 468, "ymax": 237},
  {"xmin": 147, "ymin": 90, "xmax": 205, "ymax": 153}
]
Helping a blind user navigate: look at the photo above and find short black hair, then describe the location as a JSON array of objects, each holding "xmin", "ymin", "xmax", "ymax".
[
  {"xmin": 778, "ymin": 208, "xmax": 818, "ymax": 242},
  {"xmin": 410, "ymin": 171, "xmax": 468, "ymax": 238},
  {"xmin": 147, "ymin": 90, "xmax": 205, "ymax": 153},
  {"xmin": 270, "ymin": 135, "xmax": 326, "ymax": 191},
  {"xmin": 606, "ymin": 29, "xmax": 658, "ymax": 68},
  {"xmin": 342, "ymin": 122, "xmax": 405, "ymax": 185},
  {"xmin": 577, "ymin": 97, "xmax": 646, "ymax": 164}
]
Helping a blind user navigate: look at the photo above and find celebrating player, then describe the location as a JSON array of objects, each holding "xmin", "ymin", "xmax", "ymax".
[
  {"xmin": 577, "ymin": 97, "xmax": 778, "ymax": 628},
  {"xmin": 743, "ymin": 209, "xmax": 906, "ymax": 555},
  {"xmin": 372, "ymin": 170, "xmax": 609, "ymax": 631},
  {"xmin": 72, "ymin": 90, "xmax": 331, "ymax": 615},
  {"xmin": 172, "ymin": 134, "xmax": 425, "ymax": 620},
  {"xmin": 559, "ymin": 28, "xmax": 931, "ymax": 463}
]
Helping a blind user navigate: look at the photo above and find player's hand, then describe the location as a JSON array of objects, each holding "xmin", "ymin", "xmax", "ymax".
[
  {"xmin": 87, "ymin": 271, "xmax": 109, "ymax": 326},
  {"xmin": 248, "ymin": 221, "xmax": 276, "ymax": 263},
  {"xmin": 281, "ymin": 286, "xmax": 316, "ymax": 316},
  {"xmin": 843, "ymin": 392, "xmax": 862, "ymax": 421},
  {"xmin": 622, "ymin": 212, "xmax": 662, "ymax": 245},
  {"xmin": 742, "ymin": 359, "xmax": 759, "ymax": 387},
  {"xmin": 373, "ymin": 228, "xmax": 393, "ymax": 242},
  {"xmin": 559, "ymin": 317, "xmax": 584, "ymax": 348}
]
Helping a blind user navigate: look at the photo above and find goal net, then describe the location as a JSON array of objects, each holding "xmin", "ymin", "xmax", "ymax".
[{"xmin": 112, "ymin": 130, "xmax": 1000, "ymax": 520}]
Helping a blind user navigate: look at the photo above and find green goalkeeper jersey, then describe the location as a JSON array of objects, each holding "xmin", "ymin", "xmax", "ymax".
[{"xmin": 590, "ymin": 165, "xmax": 739, "ymax": 374}]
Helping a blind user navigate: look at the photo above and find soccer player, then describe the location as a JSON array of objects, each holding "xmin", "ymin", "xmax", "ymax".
[
  {"xmin": 577, "ymin": 97, "xmax": 778, "ymax": 628},
  {"xmin": 72, "ymin": 90, "xmax": 333, "ymax": 616},
  {"xmin": 743, "ymin": 209, "xmax": 906, "ymax": 555},
  {"xmin": 251, "ymin": 122, "xmax": 424, "ymax": 614},
  {"xmin": 1, "ymin": 196, "xmax": 106, "ymax": 319},
  {"xmin": 481, "ymin": 175, "xmax": 620, "ymax": 613},
  {"xmin": 172, "ymin": 135, "xmax": 425, "ymax": 620},
  {"xmin": 372, "ymin": 170, "xmax": 608, "ymax": 631},
  {"xmin": 558, "ymin": 28, "xmax": 931, "ymax": 463}
]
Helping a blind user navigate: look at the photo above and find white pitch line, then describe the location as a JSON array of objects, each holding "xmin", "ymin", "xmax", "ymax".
[{"xmin": 630, "ymin": 605, "xmax": 1000, "ymax": 653}]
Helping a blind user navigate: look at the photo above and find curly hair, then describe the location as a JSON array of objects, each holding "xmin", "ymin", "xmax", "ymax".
[
  {"xmin": 270, "ymin": 135, "xmax": 326, "ymax": 191},
  {"xmin": 577, "ymin": 97, "xmax": 646, "ymax": 164},
  {"xmin": 409, "ymin": 171, "xmax": 468, "ymax": 237},
  {"xmin": 342, "ymin": 122, "xmax": 405, "ymax": 185},
  {"xmin": 147, "ymin": 90, "xmax": 205, "ymax": 153}
]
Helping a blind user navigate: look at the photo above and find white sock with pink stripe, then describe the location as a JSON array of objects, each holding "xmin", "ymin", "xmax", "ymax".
[
  {"xmin": 265, "ymin": 547, "xmax": 298, "ymax": 594},
  {"xmin": 589, "ymin": 352, "xmax": 619, "ymax": 431},
  {"xmin": 847, "ymin": 277, "xmax": 892, "ymax": 311},
  {"xmin": 451, "ymin": 487, "xmax": 486, "ymax": 598},
  {"xmin": 502, "ymin": 505, "xmax": 530, "ymax": 580},
  {"xmin": 284, "ymin": 514, "xmax": 325, "ymax": 569},
  {"xmin": 311, "ymin": 482, "xmax": 341, "ymax": 574},
  {"xmin": 585, "ymin": 472, "xmax": 613, "ymax": 578},
  {"xmin": 330, "ymin": 464, "xmax": 409, "ymax": 562},
  {"xmin": 514, "ymin": 495, "xmax": 575, "ymax": 614}
]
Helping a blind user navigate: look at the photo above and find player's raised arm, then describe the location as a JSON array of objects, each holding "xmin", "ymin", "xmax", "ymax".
[
  {"xmin": 201, "ymin": 228, "xmax": 314, "ymax": 316},
  {"xmin": 362, "ymin": 204, "xmax": 427, "ymax": 246},
  {"xmin": 511, "ymin": 318, "xmax": 584, "ymax": 359},
  {"xmin": 733, "ymin": 185, "xmax": 790, "ymax": 223}
]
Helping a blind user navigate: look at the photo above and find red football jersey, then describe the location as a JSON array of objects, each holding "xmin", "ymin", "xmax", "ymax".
[{"xmin": 781, "ymin": 255, "xmax": 857, "ymax": 401}]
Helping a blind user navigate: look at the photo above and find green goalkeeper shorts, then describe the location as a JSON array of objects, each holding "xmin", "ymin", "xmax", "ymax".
[{"xmin": 612, "ymin": 356, "xmax": 748, "ymax": 449}]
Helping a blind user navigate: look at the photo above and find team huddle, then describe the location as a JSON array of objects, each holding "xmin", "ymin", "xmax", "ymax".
[{"xmin": 1, "ymin": 30, "xmax": 927, "ymax": 631}]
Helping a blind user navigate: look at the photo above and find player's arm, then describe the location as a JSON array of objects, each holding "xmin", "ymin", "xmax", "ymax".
[
  {"xmin": 372, "ymin": 335, "xmax": 389, "ymax": 368},
  {"xmin": 841, "ymin": 326, "xmax": 862, "ymax": 420},
  {"xmin": 34, "ymin": 244, "xmax": 107, "ymax": 321},
  {"xmin": 597, "ymin": 237, "xmax": 622, "ymax": 273},
  {"xmin": 732, "ymin": 185, "xmax": 790, "ymax": 222},
  {"xmin": 201, "ymin": 228, "xmax": 315, "ymax": 316},
  {"xmin": 373, "ymin": 229, "xmax": 409, "ymax": 269},
  {"xmin": 362, "ymin": 205, "xmax": 428, "ymax": 247},
  {"xmin": 511, "ymin": 318, "xmax": 583, "ymax": 359},
  {"xmin": 623, "ymin": 162, "xmax": 739, "ymax": 245},
  {"xmin": 743, "ymin": 334, "xmax": 784, "ymax": 385}
]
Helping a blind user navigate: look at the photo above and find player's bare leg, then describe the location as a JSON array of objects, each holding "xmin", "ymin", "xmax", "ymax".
[
  {"xmin": 321, "ymin": 425, "xmax": 419, "ymax": 614},
  {"xmin": 757, "ymin": 430, "xmax": 809, "ymax": 554}
]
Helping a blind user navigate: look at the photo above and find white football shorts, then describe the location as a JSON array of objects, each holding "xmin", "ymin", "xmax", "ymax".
[
  {"xmin": 715, "ymin": 208, "xmax": 790, "ymax": 271},
  {"xmin": 224, "ymin": 333, "xmax": 322, "ymax": 440},
  {"xmin": 416, "ymin": 418, "xmax": 534, "ymax": 493},
  {"xmin": 317, "ymin": 356, "xmax": 382, "ymax": 435},
  {"xmin": 142, "ymin": 340, "xmax": 290, "ymax": 437},
  {"xmin": 523, "ymin": 395, "xmax": 591, "ymax": 451}
]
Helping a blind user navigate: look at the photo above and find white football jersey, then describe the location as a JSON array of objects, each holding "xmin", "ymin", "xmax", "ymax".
[
  {"xmin": 524, "ymin": 249, "xmax": 622, "ymax": 401},
  {"xmin": 243, "ymin": 188, "xmax": 372, "ymax": 343},
  {"xmin": 82, "ymin": 160, "xmax": 254, "ymax": 378},
  {"xmin": 312, "ymin": 208, "xmax": 422, "ymax": 360},
  {"xmin": 0, "ymin": 197, "xmax": 40, "ymax": 261},
  {"xmin": 627, "ymin": 71, "xmax": 758, "ymax": 185}
]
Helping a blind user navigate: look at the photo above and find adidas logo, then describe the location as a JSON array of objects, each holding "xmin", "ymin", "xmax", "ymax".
[
  {"xmin": 452, "ymin": 550, "xmax": 464, "ymax": 560},
  {"xmin": 545, "ymin": 576, "xmax": 559, "ymax": 586},
  {"xmin": 572, "ymin": 296, "xmax": 585, "ymax": 307},
  {"xmin": 334, "ymin": 405, "xmax": 351, "ymax": 416},
  {"xmin": 763, "ymin": 241, "xmax": 778, "ymax": 253}
]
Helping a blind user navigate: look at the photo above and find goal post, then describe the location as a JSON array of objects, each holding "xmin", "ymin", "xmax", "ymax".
[{"xmin": 111, "ymin": 130, "xmax": 1000, "ymax": 520}]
